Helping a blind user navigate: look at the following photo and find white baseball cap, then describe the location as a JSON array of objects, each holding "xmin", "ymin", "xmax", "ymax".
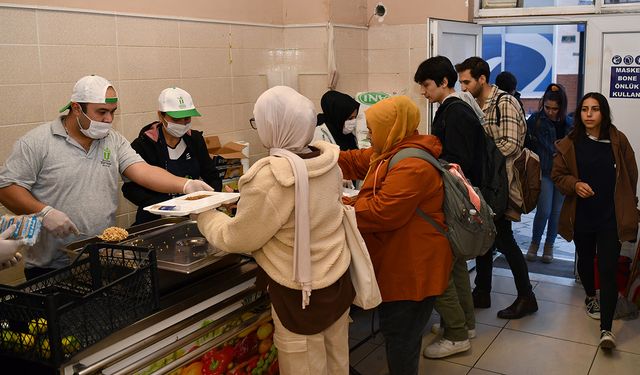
[
  {"xmin": 158, "ymin": 87, "xmax": 201, "ymax": 119},
  {"xmin": 59, "ymin": 75, "xmax": 118, "ymax": 112}
]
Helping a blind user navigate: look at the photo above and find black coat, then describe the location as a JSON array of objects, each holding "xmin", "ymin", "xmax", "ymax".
[
  {"xmin": 431, "ymin": 97, "xmax": 485, "ymax": 187},
  {"xmin": 121, "ymin": 122, "xmax": 222, "ymax": 225}
]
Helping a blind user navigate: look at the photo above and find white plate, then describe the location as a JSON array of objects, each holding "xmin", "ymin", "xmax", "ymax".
[
  {"xmin": 342, "ymin": 187, "xmax": 360, "ymax": 198},
  {"xmin": 143, "ymin": 191, "xmax": 240, "ymax": 216}
]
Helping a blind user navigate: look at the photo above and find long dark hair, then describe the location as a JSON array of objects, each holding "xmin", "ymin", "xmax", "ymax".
[
  {"xmin": 570, "ymin": 92, "xmax": 613, "ymax": 141},
  {"xmin": 538, "ymin": 83, "xmax": 568, "ymax": 122}
]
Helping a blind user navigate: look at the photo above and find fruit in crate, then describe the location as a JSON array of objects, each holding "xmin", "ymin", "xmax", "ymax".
[
  {"xmin": 28, "ymin": 318, "xmax": 48, "ymax": 335},
  {"xmin": 1, "ymin": 330, "xmax": 36, "ymax": 352},
  {"xmin": 40, "ymin": 338, "xmax": 51, "ymax": 359},
  {"xmin": 62, "ymin": 335, "xmax": 81, "ymax": 354}
]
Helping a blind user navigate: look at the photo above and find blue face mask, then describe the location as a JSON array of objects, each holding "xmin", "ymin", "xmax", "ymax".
[{"xmin": 77, "ymin": 110, "xmax": 111, "ymax": 139}]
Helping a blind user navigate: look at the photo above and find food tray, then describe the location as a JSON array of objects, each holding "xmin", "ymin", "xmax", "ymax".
[
  {"xmin": 120, "ymin": 220, "xmax": 228, "ymax": 274},
  {"xmin": 144, "ymin": 191, "xmax": 239, "ymax": 217},
  {"xmin": 0, "ymin": 243, "xmax": 159, "ymax": 366}
]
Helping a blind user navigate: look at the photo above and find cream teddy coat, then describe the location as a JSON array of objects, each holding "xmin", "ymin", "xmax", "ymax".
[{"xmin": 197, "ymin": 141, "xmax": 351, "ymax": 290}]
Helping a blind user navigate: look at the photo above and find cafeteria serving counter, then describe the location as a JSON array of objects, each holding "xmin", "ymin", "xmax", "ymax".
[{"xmin": 1, "ymin": 218, "xmax": 276, "ymax": 375}]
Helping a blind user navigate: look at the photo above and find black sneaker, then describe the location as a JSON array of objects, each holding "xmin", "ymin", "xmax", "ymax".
[
  {"xmin": 599, "ymin": 330, "xmax": 616, "ymax": 349},
  {"xmin": 585, "ymin": 297, "xmax": 601, "ymax": 320}
]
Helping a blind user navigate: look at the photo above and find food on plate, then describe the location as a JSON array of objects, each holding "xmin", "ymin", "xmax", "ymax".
[
  {"xmin": 183, "ymin": 194, "xmax": 211, "ymax": 201},
  {"xmin": 97, "ymin": 227, "xmax": 129, "ymax": 242}
]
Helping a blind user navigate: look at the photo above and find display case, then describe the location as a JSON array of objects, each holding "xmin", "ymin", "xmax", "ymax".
[{"xmin": 1, "ymin": 218, "xmax": 273, "ymax": 374}]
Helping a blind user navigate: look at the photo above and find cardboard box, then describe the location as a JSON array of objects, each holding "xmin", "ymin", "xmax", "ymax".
[{"xmin": 205, "ymin": 136, "xmax": 246, "ymax": 166}]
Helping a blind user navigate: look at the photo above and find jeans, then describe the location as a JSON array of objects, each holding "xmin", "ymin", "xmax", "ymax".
[
  {"xmin": 474, "ymin": 217, "xmax": 533, "ymax": 297},
  {"xmin": 378, "ymin": 297, "xmax": 435, "ymax": 375},
  {"xmin": 574, "ymin": 229, "xmax": 621, "ymax": 331},
  {"xmin": 531, "ymin": 175, "xmax": 564, "ymax": 246}
]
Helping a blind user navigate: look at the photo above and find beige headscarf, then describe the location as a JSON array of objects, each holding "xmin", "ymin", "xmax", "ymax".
[
  {"xmin": 254, "ymin": 86, "xmax": 316, "ymax": 309},
  {"xmin": 366, "ymin": 95, "xmax": 421, "ymax": 167}
]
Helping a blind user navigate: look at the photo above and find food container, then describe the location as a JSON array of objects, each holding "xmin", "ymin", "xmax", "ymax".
[
  {"xmin": 144, "ymin": 191, "xmax": 240, "ymax": 217},
  {"xmin": 119, "ymin": 220, "xmax": 234, "ymax": 275}
]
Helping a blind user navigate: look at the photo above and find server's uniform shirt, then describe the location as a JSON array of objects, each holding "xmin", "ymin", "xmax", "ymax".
[{"xmin": 0, "ymin": 116, "xmax": 143, "ymax": 269}]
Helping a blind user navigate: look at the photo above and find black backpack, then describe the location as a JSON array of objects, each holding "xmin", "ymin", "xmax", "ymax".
[{"xmin": 441, "ymin": 99, "xmax": 508, "ymax": 219}]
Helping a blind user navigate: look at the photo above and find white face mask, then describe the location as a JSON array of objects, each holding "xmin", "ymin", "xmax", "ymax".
[
  {"xmin": 343, "ymin": 119, "xmax": 357, "ymax": 134},
  {"xmin": 165, "ymin": 121, "xmax": 191, "ymax": 138},
  {"xmin": 77, "ymin": 111, "xmax": 111, "ymax": 140}
]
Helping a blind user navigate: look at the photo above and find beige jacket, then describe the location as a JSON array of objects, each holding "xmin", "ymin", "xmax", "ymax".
[{"xmin": 197, "ymin": 141, "xmax": 351, "ymax": 290}]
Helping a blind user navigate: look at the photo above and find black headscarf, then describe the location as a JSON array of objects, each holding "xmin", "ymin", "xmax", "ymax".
[{"xmin": 316, "ymin": 90, "xmax": 359, "ymax": 151}]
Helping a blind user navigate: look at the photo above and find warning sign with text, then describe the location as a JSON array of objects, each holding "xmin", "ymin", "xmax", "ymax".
[{"xmin": 610, "ymin": 66, "xmax": 640, "ymax": 98}]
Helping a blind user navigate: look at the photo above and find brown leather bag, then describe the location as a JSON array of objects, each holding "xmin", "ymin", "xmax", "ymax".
[{"xmin": 512, "ymin": 148, "xmax": 541, "ymax": 214}]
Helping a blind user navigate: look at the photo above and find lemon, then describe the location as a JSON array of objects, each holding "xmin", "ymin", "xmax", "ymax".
[
  {"xmin": 28, "ymin": 318, "xmax": 48, "ymax": 335},
  {"xmin": 62, "ymin": 335, "xmax": 81, "ymax": 354},
  {"xmin": 40, "ymin": 338, "xmax": 51, "ymax": 359},
  {"xmin": 1, "ymin": 330, "xmax": 36, "ymax": 352}
]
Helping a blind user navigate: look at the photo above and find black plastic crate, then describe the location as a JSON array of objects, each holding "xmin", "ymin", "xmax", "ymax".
[{"xmin": 0, "ymin": 243, "xmax": 159, "ymax": 367}]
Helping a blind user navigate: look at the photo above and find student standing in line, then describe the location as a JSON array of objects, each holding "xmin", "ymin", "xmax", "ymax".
[
  {"xmin": 526, "ymin": 83, "xmax": 573, "ymax": 263},
  {"xmin": 414, "ymin": 56, "xmax": 484, "ymax": 359},
  {"xmin": 339, "ymin": 96, "xmax": 452, "ymax": 375},
  {"xmin": 456, "ymin": 57, "xmax": 538, "ymax": 319},
  {"xmin": 197, "ymin": 86, "xmax": 354, "ymax": 374},
  {"xmin": 552, "ymin": 92, "xmax": 638, "ymax": 350}
]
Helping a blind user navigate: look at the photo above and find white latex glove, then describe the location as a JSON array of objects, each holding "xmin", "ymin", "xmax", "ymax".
[
  {"xmin": 0, "ymin": 224, "xmax": 25, "ymax": 267},
  {"xmin": 183, "ymin": 179, "xmax": 214, "ymax": 194},
  {"xmin": 40, "ymin": 206, "xmax": 79, "ymax": 237}
]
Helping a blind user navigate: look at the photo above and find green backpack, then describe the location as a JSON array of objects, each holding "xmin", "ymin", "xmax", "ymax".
[{"xmin": 389, "ymin": 148, "xmax": 496, "ymax": 260}]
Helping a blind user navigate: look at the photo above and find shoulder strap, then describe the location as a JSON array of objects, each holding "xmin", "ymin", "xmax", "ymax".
[
  {"xmin": 387, "ymin": 147, "xmax": 447, "ymax": 236},
  {"xmin": 495, "ymin": 92, "xmax": 526, "ymax": 127},
  {"xmin": 443, "ymin": 96, "xmax": 477, "ymax": 116},
  {"xmin": 494, "ymin": 92, "xmax": 507, "ymax": 127},
  {"xmin": 388, "ymin": 147, "xmax": 441, "ymax": 172}
]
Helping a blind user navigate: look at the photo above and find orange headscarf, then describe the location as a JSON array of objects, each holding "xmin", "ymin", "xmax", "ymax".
[{"xmin": 366, "ymin": 95, "xmax": 421, "ymax": 167}]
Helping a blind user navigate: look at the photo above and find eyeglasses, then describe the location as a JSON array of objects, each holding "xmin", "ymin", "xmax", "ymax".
[{"xmin": 249, "ymin": 118, "xmax": 257, "ymax": 130}]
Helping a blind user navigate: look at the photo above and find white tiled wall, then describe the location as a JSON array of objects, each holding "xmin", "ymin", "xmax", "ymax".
[{"xmin": 0, "ymin": 7, "xmax": 430, "ymax": 283}]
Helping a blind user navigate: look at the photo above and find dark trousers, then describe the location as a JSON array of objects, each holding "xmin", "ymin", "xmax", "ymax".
[
  {"xmin": 574, "ymin": 228, "xmax": 621, "ymax": 331},
  {"xmin": 474, "ymin": 216, "xmax": 533, "ymax": 297},
  {"xmin": 378, "ymin": 297, "xmax": 435, "ymax": 375}
]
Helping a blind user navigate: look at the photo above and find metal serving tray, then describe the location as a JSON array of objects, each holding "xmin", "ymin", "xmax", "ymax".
[{"xmin": 119, "ymin": 220, "xmax": 227, "ymax": 274}]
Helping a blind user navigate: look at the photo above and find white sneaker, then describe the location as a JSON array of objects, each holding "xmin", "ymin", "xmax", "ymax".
[
  {"xmin": 599, "ymin": 330, "xmax": 616, "ymax": 349},
  {"xmin": 423, "ymin": 338, "xmax": 471, "ymax": 359},
  {"xmin": 431, "ymin": 323, "xmax": 476, "ymax": 339}
]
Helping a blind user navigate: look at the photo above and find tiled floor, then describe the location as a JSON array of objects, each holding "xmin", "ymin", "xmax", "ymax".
[{"xmin": 348, "ymin": 212, "xmax": 640, "ymax": 374}]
